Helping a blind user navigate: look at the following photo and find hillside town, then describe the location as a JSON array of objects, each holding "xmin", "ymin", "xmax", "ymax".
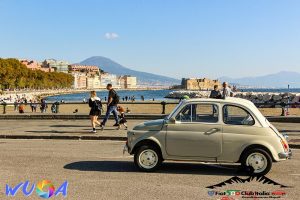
[{"xmin": 19, "ymin": 58, "xmax": 137, "ymax": 89}]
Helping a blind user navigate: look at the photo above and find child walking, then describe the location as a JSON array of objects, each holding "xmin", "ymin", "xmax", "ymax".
[{"xmin": 117, "ymin": 106, "xmax": 128, "ymax": 130}]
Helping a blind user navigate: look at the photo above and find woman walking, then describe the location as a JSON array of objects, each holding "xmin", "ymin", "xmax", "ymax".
[{"xmin": 89, "ymin": 91, "xmax": 102, "ymax": 133}]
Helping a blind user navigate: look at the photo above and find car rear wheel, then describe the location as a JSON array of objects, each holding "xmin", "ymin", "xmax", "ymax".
[
  {"xmin": 134, "ymin": 145, "xmax": 162, "ymax": 172},
  {"xmin": 241, "ymin": 148, "xmax": 272, "ymax": 175}
]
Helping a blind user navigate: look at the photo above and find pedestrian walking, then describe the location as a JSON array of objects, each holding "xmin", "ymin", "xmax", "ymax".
[
  {"xmin": 89, "ymin": 91, "xmax": 102, "ymax": 133},
  {"xmin": 40, "ymin": 99, "xmax": 47, "ymax": 113},
  {"xmin": 14, "ymin": 100, "xmax": 18, "ymax": 111},
  {"xmin": 30, "ymin": 100, "xmax": 33, "ymax": 112},
  {"xmin": 32, "ymin": 100, "xmax": 37, "ymax": 112},
  {"xmin": 100, "ymin": 84, "xmax": 119, "ymax": 130}
]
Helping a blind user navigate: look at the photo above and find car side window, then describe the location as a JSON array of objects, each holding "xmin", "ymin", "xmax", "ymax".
[
  {"xmin": 176, "ymin": 104, "xmax": 218, "ymax": 123},
  {"xmin": 175, "ymin": 104, "xmax": 193, "ymax": 122},
  {"xmin": 223, "ymin": 105, "xmax": 255, "ymax": 125}
]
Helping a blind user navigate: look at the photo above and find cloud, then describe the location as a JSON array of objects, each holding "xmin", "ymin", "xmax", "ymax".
[{"xmin": 104, "ymin": 32, "xmax": 119, "ymax": 40}]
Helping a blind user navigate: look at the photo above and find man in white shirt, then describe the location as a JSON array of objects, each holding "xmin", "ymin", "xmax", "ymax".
[{"xmin": 222, "ymin": 82, "xmax": 233, "ymax": 99}]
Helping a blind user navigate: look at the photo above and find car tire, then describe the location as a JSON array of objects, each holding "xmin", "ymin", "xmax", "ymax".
[
  {"xmin": 241, "ymin": 148, "xmax": 272, "ymax": 175},
  {"xmin": 134, "ymin": 145, "xmax": 162, "ymax": 172}
]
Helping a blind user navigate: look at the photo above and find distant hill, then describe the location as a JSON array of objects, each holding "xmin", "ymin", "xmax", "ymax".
[
  {"xmin": 220, "ymin": 71, "xmax": 300, "ymax": 88},
  {"xmin": 79, "ymin": 56, "xmax": 180, "ymax": 86}
]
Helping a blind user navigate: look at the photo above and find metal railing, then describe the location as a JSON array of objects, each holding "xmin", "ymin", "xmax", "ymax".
[{"xmin": 1, "ymin": 101, "xmax": 299, "ymax": 115}]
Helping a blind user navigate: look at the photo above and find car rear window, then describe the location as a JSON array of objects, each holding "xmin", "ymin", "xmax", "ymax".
[{"xmin": 223, "ymin": 105, "xmax": 255, "ymax": 126}]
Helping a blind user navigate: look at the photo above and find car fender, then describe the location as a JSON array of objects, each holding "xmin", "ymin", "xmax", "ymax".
[
  {"xmin": 240, "ymin": 140, "xmax": 281, "ymax": 161},
  {"xmin": 130, "ymin": 135, "xmax": 164, "ymax": 156}
]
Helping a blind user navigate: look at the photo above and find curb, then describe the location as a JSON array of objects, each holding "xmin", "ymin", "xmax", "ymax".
[
  {"xmin": 289, "ymin": 144, "xmax": 300, "ymax": 149},
  {"xmin": 0, "ymin": 114, "xmax": 167, "ymax": 120},
  {"xmin": 267, "ymin": 116, "xmax": 300, "ymax": 123},
  {"xmin": 0, "ymin": 115, "xmax": 300, "ymax": 123},
  {"xmin": 0, "ymin": 135, "xmax": 127, "ymax": 141},
  {"xmin": 0, "ymin": 135, "xmax": 299, "ymax": 149}
]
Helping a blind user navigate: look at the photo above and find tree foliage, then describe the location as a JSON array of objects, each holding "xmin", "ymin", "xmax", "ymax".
[{"xmin": 0, "ymin": 58, "xmax": 74, "ymax": 89}]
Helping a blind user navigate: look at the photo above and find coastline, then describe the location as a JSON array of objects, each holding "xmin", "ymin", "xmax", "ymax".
[
  {"xmin": 1, "ymin": 89, "xmax": 92, "ymax": 103},
  {"xmin": 166, "ymin": 90, "xmax": 300, "ymax": 106},
  {"xmin": 0, "ymin": 88, "xmax": 171, "ymax": 103}
]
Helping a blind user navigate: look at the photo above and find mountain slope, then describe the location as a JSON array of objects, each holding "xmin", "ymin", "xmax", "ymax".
[
  {"xmin": 220, "ymin": 71, "xmax": 300, "ymax": 88},
  {"xmin": 79, "ymin": 56, "xmax": 180, "ymax": 86}
]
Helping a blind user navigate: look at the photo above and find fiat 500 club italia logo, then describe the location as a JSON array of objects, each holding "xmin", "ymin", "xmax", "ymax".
[{"xmin": 6, "ymin": 180, "xmax": 68, "ymax": 198}]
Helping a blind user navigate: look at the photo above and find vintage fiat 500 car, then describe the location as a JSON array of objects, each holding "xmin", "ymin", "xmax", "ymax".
[{"xmin": 124, "ymin": 97, "xmax": 292, "ymax": 175}]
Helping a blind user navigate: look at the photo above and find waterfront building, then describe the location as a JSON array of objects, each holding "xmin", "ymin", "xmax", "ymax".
[
  {"xmin": 71, "ymin": 72, "xmax": 87, "ymax": 89},
  {"xmin": 181, "ymin": 78, "xmax": 221, "ymax": 90},
  {"xmin": 87, "ymin": 75, "xmax": 101, "ymax": 89},
  {"xmin": 100, "ymin": 73, "xmax": 119, "ymax": 88},
  {"xmin": 19, "ymin": 59, "xmax": 54, "ymax": 72},
  {"xmin": 118, "ymin": 75, "xmax": 137, "ymax": 89},
  {"xmin": 42, "ymin": 59, "xmax": 69, "ymax": 73},
  {"xmin": 68, "ymin": 65, "xmax": 100, "ymax": 74}
]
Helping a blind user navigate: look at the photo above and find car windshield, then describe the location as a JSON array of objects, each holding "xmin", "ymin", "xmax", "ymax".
[{"xmin": 165, "ymin": 101, "xmax": 183, "ymax": 120}]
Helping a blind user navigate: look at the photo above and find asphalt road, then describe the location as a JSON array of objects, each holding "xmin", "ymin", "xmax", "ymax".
[
  {"xmin": 0, "ymin": 120, "xmax": 299, "ymax": 137},
  {"xmin": 0, "ymin": 140, "xmax": 299, "ymax": 200}
]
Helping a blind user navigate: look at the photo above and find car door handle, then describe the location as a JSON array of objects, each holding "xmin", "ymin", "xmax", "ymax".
[{"xmin": 204, "ymin": 128, "xmax": 220, "ymax": 135}]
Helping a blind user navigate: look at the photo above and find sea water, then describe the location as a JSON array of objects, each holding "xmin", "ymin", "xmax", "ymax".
[{"xmin": 45, "ymin": 88, "xmax": 300, "ymax": 102}]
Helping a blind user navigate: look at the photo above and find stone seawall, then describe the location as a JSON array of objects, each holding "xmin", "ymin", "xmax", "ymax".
[{"xmin": 165, "ymin": 90, "xmax": 300, "ymax": 107}]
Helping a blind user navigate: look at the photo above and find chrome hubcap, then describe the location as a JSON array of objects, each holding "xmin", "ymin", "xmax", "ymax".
[
  {"xmin": 246, "ymin": 152, "xmax": 267, "ymax": 173},
  {"xmin": 139, "ymin": 149, "xmax": 158, "ymax": 169}
]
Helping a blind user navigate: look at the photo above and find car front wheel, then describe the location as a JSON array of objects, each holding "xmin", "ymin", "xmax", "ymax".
[
  {"xmin": 241, "ymin": 148, "xmax": 272, "ymax": 175},
  {"xmin": 134, "ymin": 145, "xmax": 162, "ymax": 172}
]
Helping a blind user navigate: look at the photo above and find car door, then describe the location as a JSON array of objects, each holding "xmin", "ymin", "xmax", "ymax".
[
  {"xmin": 166, "ymin": 103, "xmax": 222, "ymax": 158},
  {"xmin": 220, "ymin": 104, "xmax": 262, "ymax": 162}
]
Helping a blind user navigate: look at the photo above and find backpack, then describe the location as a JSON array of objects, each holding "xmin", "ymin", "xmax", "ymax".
[
  {"xmin": 94, "ymin": 100, "xmax": 102, "ymax": 111},
  {"xmin": 112, "ymin": 90, "xmax": 120, "ymax": 104}
]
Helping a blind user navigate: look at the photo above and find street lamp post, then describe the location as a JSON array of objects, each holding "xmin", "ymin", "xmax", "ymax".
[{"xmin": 287, "ymin": 84, "xmax": 290, "ymax": 115}]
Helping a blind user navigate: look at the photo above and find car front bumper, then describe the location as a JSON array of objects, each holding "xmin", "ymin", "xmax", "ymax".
[{"xmin": 278, "ymin": 149, "xmax": 292, "ymax": 159}]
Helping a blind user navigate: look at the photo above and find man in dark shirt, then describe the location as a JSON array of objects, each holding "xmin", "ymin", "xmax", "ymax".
[
  {"xmin": 100, "ymin": 84, "xmax": 119, "ymax": 129},
  {"xmin": 209, "ymin": 85, "xmax": 222, "ymax": 99}
]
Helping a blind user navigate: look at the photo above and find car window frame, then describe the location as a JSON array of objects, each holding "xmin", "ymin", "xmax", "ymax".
[
  {"xmin": 175, "ymin": 102, "xmax": 220, "ymax": 124},
  {"xmin": 166, "ymin": 101, "xmax": 183, "ymax": 120},
  {"xmin": 222, "ymin": 104, "xmax": 255, "ymax": 126}
]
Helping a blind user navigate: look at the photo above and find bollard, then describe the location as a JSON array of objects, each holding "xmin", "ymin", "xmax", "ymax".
[
  {"xmin": 2, "ymin": 102, "xmax": 7, "ymax": 114},
  {"xmin": 280, "ymin": 102, "xmax": 286, "ymax": 116},
  {"xmin": 55, "ymin": 101, "xmax": 60, "ymax": 113},
  {"xmin": 161, "ymin": 101, "xmax": 166, "ymax": 114}
]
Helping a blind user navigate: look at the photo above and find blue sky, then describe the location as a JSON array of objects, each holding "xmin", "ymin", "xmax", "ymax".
[{"xmin": 0, "ymin": 0, "xmax": 300, "ymax": 79}]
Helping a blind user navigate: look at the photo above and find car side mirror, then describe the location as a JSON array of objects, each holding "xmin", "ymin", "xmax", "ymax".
[{"xmin": 168, "ymin": 117, "xmax": 176, "ymax": 124}]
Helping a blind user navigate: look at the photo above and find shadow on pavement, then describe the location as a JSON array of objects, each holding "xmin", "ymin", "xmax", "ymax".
[
  {"xmin": 279, "ymin": 130, "xmax": 300, "ymax": 133},
  {"xmin": 50, "ymin": 125, "xmax": 89, "ymax": 128},
  {"xmin": 64, "ymin": 161, "xmax": 248, "ymax": 176},
  {"xmin": 25, "ymin": 130, "xmax": 91, "ymax": 134}
]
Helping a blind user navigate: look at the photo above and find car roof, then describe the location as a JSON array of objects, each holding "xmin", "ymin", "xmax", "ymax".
[{"xmin": 183, "ymin": 97, "xmax": 254, "ymax": 106}]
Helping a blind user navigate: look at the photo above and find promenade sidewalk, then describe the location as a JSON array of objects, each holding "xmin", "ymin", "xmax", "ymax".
[{"xmin": 0, "ymin": 120, "xmax": 299, "ymax": 148}]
